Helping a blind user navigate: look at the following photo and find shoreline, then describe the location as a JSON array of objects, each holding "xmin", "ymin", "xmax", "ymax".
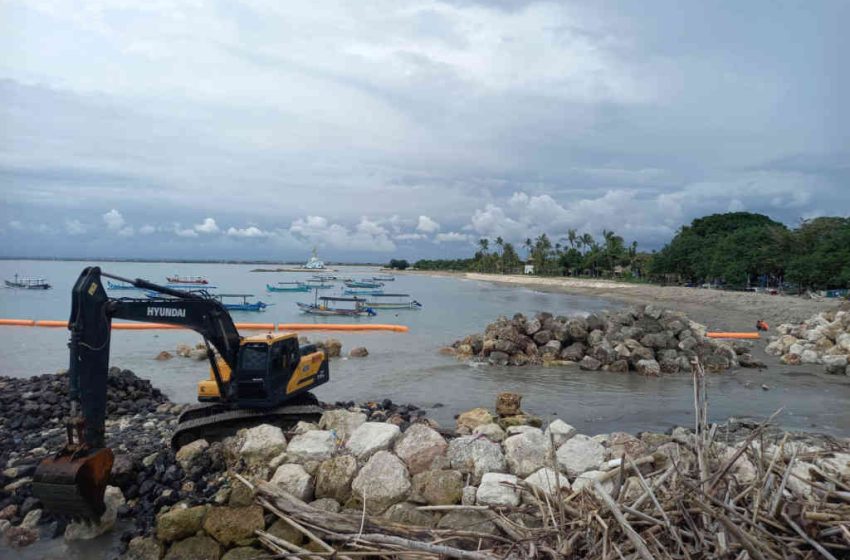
[{"xmin": 402, "ymin": 270, "xmax": 839, "ymax": 332}]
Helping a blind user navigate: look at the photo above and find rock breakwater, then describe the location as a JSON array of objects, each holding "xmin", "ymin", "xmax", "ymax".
[
  {"xmin": 448, "ymin": 305, "xmax": 763, "ymax": 373},
  {"xmin": 765, "ymin": 304, "xmax": 850, "ymax": 375}
]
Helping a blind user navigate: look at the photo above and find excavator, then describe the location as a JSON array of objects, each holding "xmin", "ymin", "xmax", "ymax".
[{"xmin": 32, "ymin": 267, "xmax": 329, "ymax": 520}]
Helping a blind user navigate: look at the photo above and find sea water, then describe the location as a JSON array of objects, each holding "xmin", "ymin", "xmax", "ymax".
[{"xmin": 1, "ymin": 259, "xmax": 849, "ymax": 436}]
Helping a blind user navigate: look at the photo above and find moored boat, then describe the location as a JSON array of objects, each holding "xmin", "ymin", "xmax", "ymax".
[
  {"xmin": 343, "ymin": 288, "xmax": 384, "ymax": 295},
  {"xmin": 364, "ymin": 293, "xmax": 422, "ymax": 309},
  {"xmin": 296, "ymin": 296, "xmax": 376, "ymax": 317},
  {"xmin": 4, "ymin": 275, "xmax": 51, "ymax": 290},
  {"xmin": 345, "ymin": 280, "xmax": 383, "ymax": 289},
  {"xmin": 371, "ymin": 275, "xmax": 395, "ymax": 282},
  {"xmin": 107, "ymin": 281, "xmax": 140, "ymax": 290},
  {"xmin": 167, "ymin": 275, "xmax": 209, "ymax": 285},
  {"xmin": 214, "ymin": 294, "xmax": 269, "ymax": 312},
  {"xmin": 267, "ymin": 282, "xmax": 311, "ymax": 293}
]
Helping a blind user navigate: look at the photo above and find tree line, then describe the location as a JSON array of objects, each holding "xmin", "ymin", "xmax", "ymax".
[{"xmin": 404, "ymin": 212, "xmax": 850, "ymax": 291}]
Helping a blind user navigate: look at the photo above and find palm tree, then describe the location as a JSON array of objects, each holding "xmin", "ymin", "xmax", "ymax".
[
  {"xmin": 581, "ymin": 233, "xmax": 595, "ymax": 254},
  {"xmin": 567, "ymin": 228, "xmax": 577, "ymax": 249},
  {"xmin": 494, "ymin": 237, "xmax": 504, "ymax": 273},
  {"xmin": 524, "ymin": 238, "xmax": 533, "ymax": 260},
  {"xmin": 478, "ymin": 238, "xmax": 490, "ymax": 254}
]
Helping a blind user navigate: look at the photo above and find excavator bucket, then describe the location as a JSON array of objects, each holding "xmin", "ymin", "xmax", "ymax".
[{"xmin": 32, "ymin": 447, "xmax": 114, "ymax": 520}]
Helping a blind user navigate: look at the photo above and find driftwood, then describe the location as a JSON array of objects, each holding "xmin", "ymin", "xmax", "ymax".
[{"xmin": 240, "ymin": 357, "xmax": 850, "ymax": 559}]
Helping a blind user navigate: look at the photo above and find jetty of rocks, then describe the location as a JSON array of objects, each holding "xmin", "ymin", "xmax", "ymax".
[
  {"xmin": 765, "ymin": 304, "xmax": 850, "ymax": 376},
  {"xmin": 448, "ymin": 305, "xmax": 765, "ymax": 373}
]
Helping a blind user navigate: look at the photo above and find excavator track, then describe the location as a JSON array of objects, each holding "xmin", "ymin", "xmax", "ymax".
[{"xmin": 170, "ymin": 396, "xmax": 323, "ymax": 449}]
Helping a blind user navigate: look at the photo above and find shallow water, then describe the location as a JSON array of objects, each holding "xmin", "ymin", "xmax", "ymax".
[{"xmin": 1, "ymin": 259, "xmax": 849, "ymax": 438}]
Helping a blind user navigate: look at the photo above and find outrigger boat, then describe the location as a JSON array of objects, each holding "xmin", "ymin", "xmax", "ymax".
[
  {"xmin": 267, "ymin": 282, "xmax": 311, "ymax": 293},
  {"xmin": 343, "ymin": 287, "xmax": 384, "ymax": 295},
  {"xmin": 345, "ymin": 280, "xmax": 383, "ymax": 289},
  {"xmin": 364, "ymin": 293, "xmax": 422, "ymax": 309},
  {"xmin": 296, "ymin": 296, "xmax": 376, "ymax": 317},
  {"xmin": 304, "ymin": 280, "xmax": 334, "ymax": 290},
  {"xmin": 167, "ymin": 275, "xmax": 209, "ymax": 285},
  {"xmin": 371, "ymin": 275, "xmax": 395, "ymax": 282},
  {"xmin": 310, "ymin": 275, "xmax": 338, "ymax": 282},
  {"xmin": 4, "ymin": 275, "xmax": 51, "ymax": 290},
  {"xmin": 213, "ymin": 293, "xmax": 269, "ymax": 312}
]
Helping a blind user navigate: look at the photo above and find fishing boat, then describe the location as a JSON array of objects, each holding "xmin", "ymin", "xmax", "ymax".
[
  {"xmin": 364, "ymin": 293, "xmax": 422, "ymax": 309},
  {"xmin": 166, "ymin": 275, "xmax": 209, "ymax": 285},
  {"xmin": 213, "ymin": 294, "xmax": 269, "ymax": 312},
  {"xmin": 267, "ymin": 282, "xmax": 311, "ymax": 293},
  {"xmin": 296, "ymin": 296, "xmax": 376, "ymax": 317},
  {"xmin": 371, "ymin": 275, "xmax": 395, "ymax": 282},
  {"xmin": 107, "ymin": 281, "xmax": 140, "ymax": 290},
  {"xmin": 345, "ymin": 280, "xmax": 383, "ymax": 289},
  {"xmin": 343, "ymin": 288, "xmax": 384, "ymax": 295},
  {"xmin": 304, "ymin": 280, "xmax": 334, "ymax": 290},
  {"xmin": 310, "ymin": 275, "xmax": 338, "ymax": 282},
  {"xmin": 4, "ymin": 275, "xmax": 51, "ymax": 290}
]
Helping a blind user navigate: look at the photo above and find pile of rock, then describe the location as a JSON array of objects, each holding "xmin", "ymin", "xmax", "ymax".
[
  {"xmin": 133, "ymin": 391, "xmax": 849, "ymax": 559},
  {"xmin": 448, "ymin": 305, "xmax": 759, "ymax": 373},
  {"xmin": 765, "ymin": 306, "xmax": 850, "ymax": 375}
]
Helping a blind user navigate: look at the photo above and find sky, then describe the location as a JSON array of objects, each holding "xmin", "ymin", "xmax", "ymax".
[{"xmin": 0, "ymin": 0, "xmax": 848, "ymax": 261}]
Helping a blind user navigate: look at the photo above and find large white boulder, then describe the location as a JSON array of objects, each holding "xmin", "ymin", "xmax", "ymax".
[
  {"xmin": 476, "ymin": 473, "xmax": 520, "ymax": 506},
  {"xmin": 556, "ymin": 434, "xmax": 605, "ymax": 477},
  {"xmin": 240, "ymin": 424, "xmax": 287, "ymax": 463},
  {"xmin": 823, "ymin": 355, "xmax": 848, "ymax": 375},
  {"xmin": 544, "ymin": 420, "xmax": 577, "ymax": 448},
  {"xmin": 800, "ymin": 349, "xmax": 821, "ymax": 364},
  {"xmin": 447, "ymin": 435, "xmax": 506, "ymax": 484},
  {"xmin": 836, "ymin": 333, "xmax": 850, "ymax": 353},
  {"xmin": 319, "ymin": 410, "xmax": 367, "ymax": 443},
  {"xmin": 286, "ymin": 430, "xmax": 337, "ymax": 463},
  {"xmin": 504, "ymin": 431, "xmax": 551, "ymax": 478},
  {"xmin": 524, "ymin": 467, "xmax": 571, "ymax": 497},
  {"xmin": 346, "ymin": 422, "xmax": 401, "ymax": 460},
  {"xmin": 270, "ymin": 464, "xmax": 314, "ymax": 502},
  {"xmin": 572, "ymin": 470, "xmax": 614, "ymax": 495},
  {"xmin": 393, "ymin": 424, "xmax": 447, "ymax": 475},
  {"xmin": 350, "ymin": 451, "xmax": 411, "ymax": 514}
]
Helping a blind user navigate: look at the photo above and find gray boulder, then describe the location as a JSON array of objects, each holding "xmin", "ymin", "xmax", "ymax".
[
  {"xmin": 823, "ymin": 355, "xmax": 848, "ymax": 375},
  {"xmin": 286, "ymin": 430, "xmax": 337, "ymax": 463},
  {"xmin": 504, "ymin": 431, "xmax": 551, "ymax": 477},
  {"xmin": 270, "ymin": 464, "xmax": 314, "ymax": 502},
  {"xmin": 476, "ymin": 473, "xmax": 520, "ymax": 506},
  {"xmin": 318, "ymin": 410, "xmax": 367, "ymax": 442},
  {"xmin": 394, "ymin": 423, "xmax": 447, "ymax": 475},
  {"xmin": 315, "ymin": 455, "xmax": 358, "ymax": 503},
  {"xmin": 346, "ymin": 422, "xmax": 401, "ymax": 460},
  {"xmin": 544, "ymin": 419, "xmax": 577, "ymax": 447},
  {"xmin": 175, "ymin": 439, "xmax": 209, "ymax": 471},
  {"xmin": 579, "ymin": 356, "xmax": 602, "ymax": 371},
  {"xmin": 410, "ymin": 470, "xmax": 463, "ymax": 505},
  {"xmin": 240, "ymin": 424, "xmax": 287, "ymax": 464},
  {"xmin": 560, "ymin": 342, "xmax": 586, "ymax": 361},
  {"xmin": 556, "ymin": 434, "xmax": 605, "ymax": 477},
  {"xmin": 447, "ymin": 435, "xmax": 506, "ymax": 484},
  {"xmin": 473, "ymin": 423, "xmax": 507, "ymax": 442},
  {"xmin": 163, "ymin": 535, "xmax": 221, "ymax": 560},
  {"xmin": 635, "ymin": 359, "xmax": 661, "ymax": 376},
  {"xmin": 350, "ymin": 451, "xmax": 411, "ymax": 514},
  {"xmin": 524, "ymin": 467, "xmax": 571, "ymax": 497}
]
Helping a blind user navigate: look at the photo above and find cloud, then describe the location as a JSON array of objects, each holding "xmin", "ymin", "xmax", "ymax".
[
  {"xmin": 194, "ymin": 218, "xmax": 219, "ymax": 234},
  {"xmin": 435, "ymin": 232, "xmax": 471, "ymax": 243},
  {"xmin": 102, "ymin": 209, "xmax": 125, "ymax": 231},
  {"xmin": 139, "ymin": 224, "xmax": 156, "ymax": 235},
  {"xmin": 226, "ymin": 226, "xmax": 268, "ymax": 238},
  {"xmin": 174, "ymin": 225, "xmax": 198, "ymax": 238},
  {"xmin": 65, "ymin": 219, "xmax": 87, "ymax": 235},
  {"xmin": 118, "ymin": 226, "xmax": 134, "ymax": 237},
  {"xmin": 395, "ymin": 233, "xmax": 426, "ymax": 241},
  {"xmin": 289, "ymin": 216, "xmax": 396, "ymax": 252},
  {"xmin": 416, "ymin": 215, "xmax": 441, "ymax": 234}
]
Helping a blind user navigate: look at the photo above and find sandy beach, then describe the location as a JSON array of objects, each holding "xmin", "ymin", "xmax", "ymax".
[{"xmin": 404, "ymin": 271, "xmax": 841, "ymax": 332}]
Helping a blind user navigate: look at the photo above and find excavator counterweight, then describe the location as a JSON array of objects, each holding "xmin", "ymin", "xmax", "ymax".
[{"xmin": 33, "ymin": 267, "xmax": 328, "ymax": 519}]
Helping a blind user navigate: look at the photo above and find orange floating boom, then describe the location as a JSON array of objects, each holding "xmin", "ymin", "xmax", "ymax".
[
  {"xmin": 706, "ymin": 332, "xmax": 761, "ymax": 340},
  {"xmin": 0, "ymin": 319, "xmax": 408, "ymax": 333}
]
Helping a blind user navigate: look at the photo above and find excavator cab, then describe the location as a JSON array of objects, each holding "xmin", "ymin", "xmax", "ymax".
[{"xmin": 198, "ymin": 332, "xmax": 328, "ymax": 406}]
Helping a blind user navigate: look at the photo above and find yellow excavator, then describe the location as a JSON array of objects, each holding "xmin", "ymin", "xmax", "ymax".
[{"xmin": 32, "ymin": 267, "xmax": 329, "ymax": 519}]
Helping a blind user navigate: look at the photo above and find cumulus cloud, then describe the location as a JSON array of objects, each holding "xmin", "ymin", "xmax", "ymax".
[
  {"xmin": 395, "ymin": 233, "xmax": 426, "ymax": 241},
  {"xmin": 435, "ymin": 232, "xmax": 471, "ymax": 243},
  {"xmin": 118, "ymin": 226, "xmax": 134, "ymax": 237},
  {"xmin": 289, "ymin": 216, "xmax": 396, "ymax": 252},
  {"xmin": 416, "ymin": 215, "xmax": 440, "ymax": 234},
  {"xmin": 139, "ymin": 224, "xmax": 156, "ymax": 235},
  {"xmin": 194, "ymin": 218, "xmax": 219, "ymax": 234},
  {"xmin": 65, "ymin": 219, "xmax": 87, "ymax": 235},
  {"xmin": 174, "ymin": 225, "xmax": 198, "ymax": 238},
  {"xmin": 102, "ymin": 209, "xmax": 125, "ymax": 231},
  {"xmin": 226, "ymin": 226, "xmax": 267, "ymax": 238}
]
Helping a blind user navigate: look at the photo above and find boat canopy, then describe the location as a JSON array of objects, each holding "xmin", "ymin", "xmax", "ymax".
[
  {"xmin": 319, "ymin": 296, "xmax": 366, "ymax": 302},
  {"xmin": 367, "ymin": 293, "xmax": 411, "ymax": 298}
]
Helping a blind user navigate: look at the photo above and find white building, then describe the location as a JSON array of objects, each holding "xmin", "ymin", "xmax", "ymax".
[
  {"xmin": 523, "ymin": 263, "xmax": 534, "ymax": 274},
  {"xmin": 303, "ymin": 248, "xmax": 325, "ymax": 269}
]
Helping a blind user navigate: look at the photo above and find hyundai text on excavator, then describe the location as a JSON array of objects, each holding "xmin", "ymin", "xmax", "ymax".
[{"xmin": 32, "ymin": 267, "xmax": 329, "ymax": 520}]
